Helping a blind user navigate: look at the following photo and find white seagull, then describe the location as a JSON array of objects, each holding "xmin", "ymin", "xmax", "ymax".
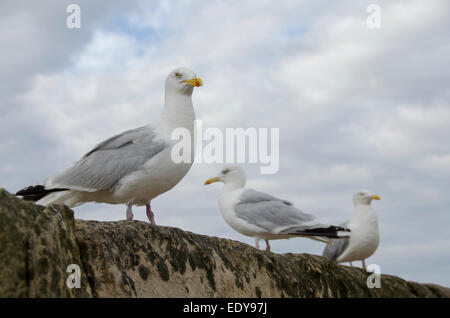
[
  {"xmin": 16, "ymin": 68, "xmax": 202, "ymax": 224},
  {"xmin": 204, "ymin": 166, "xmax": 350, "ymax": 251},
  {"xmin": 322, "ymin": 190, "xmax": 380, "ymax": 270}
]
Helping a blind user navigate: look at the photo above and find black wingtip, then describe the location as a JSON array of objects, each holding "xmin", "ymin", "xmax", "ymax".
[
  {"xmin": 16, "ymin": 185, "xmax": 68, "ymax": 202},
  {"xmin": 288, "ymin": 225, "xmax": 350, "ymax": 238},
  {"xmin": 16, "ymin": 185, "xmax": 42, "ymax": 196}
]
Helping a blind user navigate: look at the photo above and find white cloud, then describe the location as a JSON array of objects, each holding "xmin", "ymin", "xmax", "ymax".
[
  {"xmin": 420, "ymin": 154, "xmax": 450, "ymax": 174},
  {"xmin": 1, "ymin": 0, "xmax": 450, "ymax": 287}
]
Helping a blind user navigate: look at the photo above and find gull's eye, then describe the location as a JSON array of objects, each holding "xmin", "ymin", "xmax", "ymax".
[
  {"xmin": 175, "ymin": 72, "xmax": 182, "ymax": 78},
  {"xmin": 222, "ymin": 168, "xmax": 230, "ymax": 175}
]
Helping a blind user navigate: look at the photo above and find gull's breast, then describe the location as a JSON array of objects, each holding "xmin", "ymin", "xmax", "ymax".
[{"xmin": 113, "ymin": 144, "xmax": 193, "ymax": 205}]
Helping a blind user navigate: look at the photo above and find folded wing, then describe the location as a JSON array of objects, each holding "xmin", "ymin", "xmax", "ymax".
[
  {"xmin": 44, "ymin": 126, "xmax": 166, "ymax": 192},
  {"xmin": 234, "ymin": 189, "xmax": 349, "ymax": 239},
  {"xmin": 322, "ymin": 221, "xmax": 351, "ymax": 260}
]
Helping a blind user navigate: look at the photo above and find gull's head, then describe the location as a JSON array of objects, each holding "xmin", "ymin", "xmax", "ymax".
[
  {"xmin": 353, "ymin": 189, "xmax": 380, "ymax": 206},
  {"xmin": 165, "ymin": 67, "xmax": 203, "ymax": 95},
  {"xmin": 204, "ymin": 166, "xmax": 247, "ymax": 188}
]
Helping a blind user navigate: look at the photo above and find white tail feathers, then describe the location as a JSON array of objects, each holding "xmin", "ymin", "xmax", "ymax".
[
  {"xmin": 310, "ymin": 236, "xmax": 332, "ymax": 244},
  {"xmin": 337, "ymin": 231, "xmax": 351, "ymax": 238},
  {"xmin": 307, "ymin": 231, "xmax": 350, "ymax": 244},
  {"xmin": 36, "ymin": 190, "xmax": 78, "ymax": 207}
]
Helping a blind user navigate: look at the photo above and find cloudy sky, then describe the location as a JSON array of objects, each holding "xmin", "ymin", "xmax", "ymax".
[{"xmin": 1, "ymin": 0, "xmax": 449, "ymax": 287}]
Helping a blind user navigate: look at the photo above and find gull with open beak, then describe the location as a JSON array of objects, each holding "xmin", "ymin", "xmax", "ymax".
[
  {"xmin": 323, "ymin": 190, "xmax": 381, "ymax": 270},
  {"xmin": 205, "ymin": 166, "xmax": 350, "ymax": 251}
]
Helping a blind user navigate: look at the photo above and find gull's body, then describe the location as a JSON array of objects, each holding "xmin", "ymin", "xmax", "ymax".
[
  {"xmin": 322, "ymin": 190, "xmax": 380, "ymax": 269},
  {"xmin": 205, "ymin": 166, "xmax": 350, "ymax": 251},
  {"xmin": 16, "ymin": 68, "xmax": 202, "ymax": 223}
]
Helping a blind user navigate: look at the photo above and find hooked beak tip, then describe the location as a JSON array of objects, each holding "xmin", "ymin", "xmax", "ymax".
[{"xmin": 204, "ymin": 177, "xmax": 219, "ymax": 185}]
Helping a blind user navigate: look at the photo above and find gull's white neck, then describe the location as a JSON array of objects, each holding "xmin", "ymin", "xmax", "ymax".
[
  {"xmin": 352, "ymin": 204, "xmax": 378, "ymax": 225},
  {"xmin": 158, "ymin": 90, "xmax": 195, "ymax": 134},
  {"xmin": 221, "ymin": 181, "xmax": 246, "ymax": 196}
]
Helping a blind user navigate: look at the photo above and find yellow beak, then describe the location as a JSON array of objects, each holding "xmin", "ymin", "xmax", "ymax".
[
  {"xmin": 184, "ymin": 77, "xmax": 203, "ymax": 87},
  {"xmin": 204, "ymin": 177, "xmax": 219, "ymax": 185},
  {"xmin": 371, "ymin": 195, "xmax": 381, "ymax": 200}
]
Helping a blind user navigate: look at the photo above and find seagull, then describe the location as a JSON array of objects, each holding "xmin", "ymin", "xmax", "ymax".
[
  {"xmin": 204, "ymin": 166, "xmax": 350, "ymax": 251},
  {"xmin": 322, "ymin": 190, "xmax": 380, "ymax": 270},
  {"xmin": 16, "ymin": 67, "xmax": 202, "ymax": 224}
]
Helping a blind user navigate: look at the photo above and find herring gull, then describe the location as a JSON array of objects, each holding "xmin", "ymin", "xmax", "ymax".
[
  {"xmin": 322, "ymin": 190, "xmax": 380, "ymax": 269},
  {"xmin": 16, "ymin": 67, "xmax": 202, "ymax": 224},
  {"xmin": 204, "ymin": 166, "xmax": 350, "ymax": 251}
]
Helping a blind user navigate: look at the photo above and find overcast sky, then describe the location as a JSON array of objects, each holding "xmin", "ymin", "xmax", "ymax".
[{"xmin": 1, "ymin": 0, "xmax": 449, "ymax": 287}]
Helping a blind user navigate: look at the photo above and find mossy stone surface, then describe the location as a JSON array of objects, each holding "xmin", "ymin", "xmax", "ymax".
[{"xmin": 1, "ymin": 189, "xmax": 449, "ymax": 298}]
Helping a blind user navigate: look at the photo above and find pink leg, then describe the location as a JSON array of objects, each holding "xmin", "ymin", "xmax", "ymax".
[
  {"xmin": 146, "ymin": 202, "xmax": 156, "ymax": 225},
  {"xmin": 126, "ymin": 203, "xmax": 133, "ymax": 220},
  {"xmin": 265, "ymin": 240, "xmax": 271, "ymax": 252}
]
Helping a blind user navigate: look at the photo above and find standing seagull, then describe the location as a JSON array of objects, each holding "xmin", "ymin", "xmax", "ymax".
[
  {"xmin": 16, "ymin": 68, "xmax": 202, "ymax": 224},
  {"xmin": 322, "ymin": 190, "xmax": 380, "ymax": 270},
  {"xmin": 204, "ymin": 166, "xmax": 350, "ymax": 251}
]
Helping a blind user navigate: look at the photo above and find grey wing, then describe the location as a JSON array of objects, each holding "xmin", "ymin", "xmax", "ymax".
[
  {"xmin": 322, "ymin": 221, "xmax": 350, "ymax": 261},
  {"xmin": 238, "ymin": 188, "xmax": 293, "ymax": 206},
  {"xmin": 46, "ymin": 126, "xmax": 167, "ymax": 191},
  {"xmin": 234, "ymin": 189, "xmax": 319, "ymax": 233}
]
